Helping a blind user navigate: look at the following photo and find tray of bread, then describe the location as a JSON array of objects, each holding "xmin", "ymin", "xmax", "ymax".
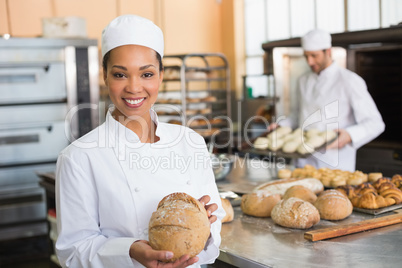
[{"xmin": 240, "ymin": 126, "xmax": 338, "ymax": 159}]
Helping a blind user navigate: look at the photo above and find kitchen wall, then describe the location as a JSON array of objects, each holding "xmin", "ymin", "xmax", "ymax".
[{"xmin": 0, "ymin": 0, "xmax": 245, "ymax": 94}]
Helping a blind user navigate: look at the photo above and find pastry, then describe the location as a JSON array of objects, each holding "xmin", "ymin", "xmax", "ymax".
[
  {"xmin": 240, "ymin": 191, "xmax": 281, "ymax": 217},
  {"xmin": 372, "ymin": 177, "xmax": 392, "ymax": 190},
  {"xmin": 221, "ymin": 198, "xmax": 234, "ymax": 223},
  {"xmin": 148, "ymin": 192, "xmax": 210, "ymax": 262},
  {"xmin": 368, "ymin": 172, "xmax": 383, "ymax": 183},
  {"xmin": 313, "ymin": 190, "xmax": 353, "ymax": 220},
  {"xmin": 391, "ymin": 174, "xmax": 402, "ymax": 188},
  {"xmin": 271, "ymin": 197, "xmax": 320, "ymax": 229},
  {"xmin": 282, "ymin": 185, "xmax": 317, "ymax": 203},
  {"xmin": 335, "ymin": 185, "xmax": 357, "ymax": 199}
]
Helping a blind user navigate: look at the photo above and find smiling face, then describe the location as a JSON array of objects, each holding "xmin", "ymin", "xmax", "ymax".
[
  {"xmin": 103, "ymin": 45, "xmax": 163, "ymax": 124},
  {"xmin": 304, "ymin": 48, "xmax": 332, "ymax": 74}
]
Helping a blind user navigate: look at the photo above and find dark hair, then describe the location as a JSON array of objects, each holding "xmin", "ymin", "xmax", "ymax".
[{"xmin": 102, "ymin": 50, "xmax": 164, "ymax": 72}]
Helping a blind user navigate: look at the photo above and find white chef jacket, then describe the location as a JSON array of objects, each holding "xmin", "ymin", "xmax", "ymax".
[
  {"xmin": 55, "ymin": 107, "xmax": 225, "ymax": 268},
  {"xmin": 282, "ymin": 62, "xmax": 385, "ymax": 172}
]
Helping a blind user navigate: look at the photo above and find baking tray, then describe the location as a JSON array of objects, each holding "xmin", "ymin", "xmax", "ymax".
[
  {"xmin": 353, "ymin": 203, "xmax": 402, "ymax": 215},
  {"xmin": 239, "ymin": 131, "xmax": 337, "ymax": 159}
]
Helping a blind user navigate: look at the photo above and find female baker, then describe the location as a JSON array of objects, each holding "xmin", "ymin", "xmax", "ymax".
[{"xmin": 55, "ymin": 14, "xmax": 224, "ymax": 268}]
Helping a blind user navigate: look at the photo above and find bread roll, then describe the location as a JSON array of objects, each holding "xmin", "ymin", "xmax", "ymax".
[
  {"xmin": 282, "ymin": 185, "xmax": 317, "ymax": 203},
  {"xmin": 297, "ymin": 142, "xmax": 315, "ymax": 155},
  {"xmin": 277, "ymin": 169, "xmax": 292, "ymax": 179},
  {"xmin": 254, "ymin": 137, "xmax": 269, "ymax": 150},
  {"xmin": 282, "ymin": 141, "xmax": 299, "ymax": 153},
  {"xmin": 254, "ymin": 177, "xmax": 324, "ymax": 196},
  {"xmin": 221, "ymin": 198, "xmax": 234, "ymax": 223},
  {"xmin": 313, "ymin": 190, "xmax": 353, "ymax": 220},
  {"xmin": 241, "ymin": 191, "xmax": 281, "ymax": 217},
  {"xmin": 368, "ymin": 172, "xmax": 383, "ymax": 183},
  {"xmin": 268, "ymin": 138, "xmax": 284, "ymax": 151},
  {"xmin": 306, "ymin": 135, "xmax": 326, "ymax": 148},
  {"xmin": 148, "ymin": 192, "xmax": 210, "ymax": 262},
  {"xmin": 271, "ymin": 197, "xmax": 320, "ymax": 229}
]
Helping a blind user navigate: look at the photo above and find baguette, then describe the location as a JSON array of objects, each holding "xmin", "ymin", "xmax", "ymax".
[{"xmin": 254, "ymin": 177, "xmax": 324, "ymax": 196}]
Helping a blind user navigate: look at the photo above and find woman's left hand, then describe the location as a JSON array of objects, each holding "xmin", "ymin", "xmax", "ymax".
[
  {"xmin": 198, "ymin": 195, "xmax": 218, "ymax": 224},
  {"xmin": 326, "ymin": 129, "xmax": 352, "ymax": 150}
]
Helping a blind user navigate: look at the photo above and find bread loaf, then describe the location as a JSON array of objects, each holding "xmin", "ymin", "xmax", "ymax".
[
  {"xmin": 221, "ymin": 198, "xmax": 234, "ymax": 223},
  {"xmin": 241, "ymin": 191, "xmax": 281, "ymax": 217},
  {"xmin": 148, "ymin": 192, "xmax": 210, "ymax": 262},
  {"xmin": 254, "ymin": 177, "xmax": 324, "ymax": 196},
  {"xmin": 313, "ymin": 190, "xmax": 353, "ymax": 220},
  {"xmin": 282, "ymin": 185, "xmax": 317, "ymax": 203},
  {"xmin": 271, "ymin": 197, "xmax": 320, "ymax": 229}
]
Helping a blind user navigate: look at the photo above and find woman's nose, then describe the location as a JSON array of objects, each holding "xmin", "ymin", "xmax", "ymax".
[{"xmin": 125, "ymin": 77, "xmax": 142, "ymax": 93}]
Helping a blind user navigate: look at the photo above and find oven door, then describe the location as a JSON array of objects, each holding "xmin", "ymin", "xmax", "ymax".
[
  {"xmin": 0, "ymin": 120, "xmax": 69, "ymax": 165},
  {"xmin": 0, "ymin": 62, "xmax": 67, "ymax": 105}
]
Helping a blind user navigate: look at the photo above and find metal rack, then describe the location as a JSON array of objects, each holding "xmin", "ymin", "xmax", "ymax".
[{"xmin": 156, "ymin": 53, "xmax": 231, "ymax": 143}]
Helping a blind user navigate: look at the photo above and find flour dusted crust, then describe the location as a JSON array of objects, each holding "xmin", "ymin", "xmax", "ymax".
[
  {"xmin": 221, "ymin": 198, "xmax": 234, "ymax": 223},
  {"xmin": 313, "ymin": 190, "xmax": 353, "ymax": 220},
  {"xmin": 148, "ymin": 192, "xmax": 210, "ymax": 262},
  {"xmin": 241, "ymin": 191, "xmax": 281, "ymax": 217},
  {"xmin": 254, "ymin": 177, "xmax": 324, "ymax": 196},
  {"xmin": 271, "ymin": 197, "xmax": 320, "ymax": 229}
]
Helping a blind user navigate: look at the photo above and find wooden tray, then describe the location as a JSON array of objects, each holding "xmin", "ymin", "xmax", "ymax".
[{"xmin": 353, "ymin": 203, "xmax": 402, "ymax": 215}]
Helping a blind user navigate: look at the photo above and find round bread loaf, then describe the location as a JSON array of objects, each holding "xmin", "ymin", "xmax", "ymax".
[
  {"xmin": 221, "ymin": 198, "xmax": 234, "ymax": 223},
  {"xmin": 313, "ymin": 190, "xmax": 353, "ymax": 220},
  {"xmin": 241, "ymin": 191, "xmax": 281, "ymax": 217},
  {"xmin": 282, "ymin": 185, "xmax": 317, "ymax": 203},
  {"xmin": 368, "ymin": 172, "xmax": 383, "ymax": 183},
  {"xmin": 148, "ymin": 192, "xmax": 210, "ymax": 262},
  {"xmin": 271, "ymin": 197, "xmax": 320, "ymax": 229}
]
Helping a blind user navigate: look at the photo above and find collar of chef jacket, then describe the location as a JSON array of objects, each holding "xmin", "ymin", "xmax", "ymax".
[{"xmin": 316, "ymin": 61, "xmax": 338, "ymax": 80}]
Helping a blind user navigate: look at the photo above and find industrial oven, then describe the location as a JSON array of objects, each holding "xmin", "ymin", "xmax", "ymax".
[{"xmin": 0, "ymin": 37, "xmax": 99, "ymax": 240}]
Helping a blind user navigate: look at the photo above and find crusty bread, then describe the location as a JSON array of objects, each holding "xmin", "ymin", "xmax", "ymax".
[
  {"xmin": 221, "ymin": 198, "xmax": 234, "ymax": 223},
  {"xmin": 148, "ymin": 192, "xmax": 210, "ymax": 262},
  {"xmin": 313, "ymin": 190, "xmax": 353, "ymax": 220},
  {"xmin": 271, "ymin": 197, "xmax": 320, "ymax": 229},
  {"xmin": 282, "ymin": 185, "xmax": 317, "ymax": 203},
  {"xmin": 241, "ymin": 191, "xmax": 281, "ymax": 217},
  {"xmin": 254, "ymin": 177, "xmax": 324, "ymax": 196}
]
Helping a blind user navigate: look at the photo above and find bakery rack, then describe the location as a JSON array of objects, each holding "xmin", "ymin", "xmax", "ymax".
[{"xmin": 155, "ymin": 53, "xmax": 231, "ymax": 142}]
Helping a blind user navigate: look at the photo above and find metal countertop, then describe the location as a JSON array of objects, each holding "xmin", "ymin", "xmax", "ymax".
[{"xmin": 216, "ymin": 156, "xmax": 402, "ymax": 268}]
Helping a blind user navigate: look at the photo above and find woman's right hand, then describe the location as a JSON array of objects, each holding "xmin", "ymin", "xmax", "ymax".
[{"xmin": 130, "ymin": 240, "xmax": 199, "ymax": 268}]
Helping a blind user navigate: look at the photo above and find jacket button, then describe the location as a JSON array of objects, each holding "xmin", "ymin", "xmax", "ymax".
[
  {"xmin": 135, "ymin": 187, "xmax": 141, "ymax": 192},
  {"xmin": 187, "ymin": 180, "xmax": 192, "ymax": 185}
]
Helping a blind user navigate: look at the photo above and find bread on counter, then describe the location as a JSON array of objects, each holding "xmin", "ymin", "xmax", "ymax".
[
  {"xmin": 282, "ymin": 185, "xmax": 317, "ymax": 203},
  {"xmin": 313, "ymin": 190, "xmax": 353, "ymax": 220},
  {"xmin": 254, "ymin": 177, "xmax": 324, "ymax": 196},
  {"xmin": 271, "ymin": 197, "xmax": 320, "ymax": 229},
  {"xmin": 221, "ymin": 198, "xmax": 234, "ymax": 223},
  {"xmin": 148, "ymin": 192, "xmax": 210, "ymax": 262},
  {"xmin": 240, "ymin": 191, "xmax": 281, "ymax": 217}
]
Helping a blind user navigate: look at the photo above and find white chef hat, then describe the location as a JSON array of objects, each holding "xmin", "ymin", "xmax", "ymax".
[
  {"xmin": 101, "ymin": 14, "xmax": 164, "ymax": 58},
  {"xmin": 301, "ymin": 29, "xmax": 331, "ymax": 51}
]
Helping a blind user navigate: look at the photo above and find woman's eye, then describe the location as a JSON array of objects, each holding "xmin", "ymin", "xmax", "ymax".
[
  {"xmin": 143, "ymin": 72, "xmax": 154, "ymax": 78},
  {"xmin": 113, "ymin": 73, "xmax": 125, "ymax": 78}
]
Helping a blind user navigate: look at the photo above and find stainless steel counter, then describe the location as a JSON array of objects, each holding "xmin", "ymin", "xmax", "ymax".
[{"xmin": 216, "ymin": 156, "xmax": 402, "ymax": 268}]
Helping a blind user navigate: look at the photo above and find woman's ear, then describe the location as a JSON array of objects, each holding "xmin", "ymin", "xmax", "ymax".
[{"xmin": 103, "ymin": 69, "xmax": 108, "ymax": 86}]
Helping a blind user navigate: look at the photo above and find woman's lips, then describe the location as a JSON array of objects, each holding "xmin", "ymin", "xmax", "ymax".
[{"xmin": 124, "ymin": 97, "xmax": 145, "ymax": 107}]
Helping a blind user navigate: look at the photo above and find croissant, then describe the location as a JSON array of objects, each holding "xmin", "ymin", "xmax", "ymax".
[
  {"xmin": 335, "ymin": 185, "xmax": 356, "ymax": 199},
  {"xmin": 353, "ymin": 192, "xmax": 395, "ymax": 209},
  {"xmin": 354, "ymin": 182, "xmax": 375, "ymax": 195},
  {"xmin": 379, "ymin": 188, "xmax": 402, "ymax": 204},
  {"xmin": 392, "ymin": 174, "xmax": 402, "ymax": 188},
  {"xmin": 372, "ymin": 177, "xmax": 392, "ymax": 190},
  {"xmin": 377, "ymin": 182, "xmax": 398, "ymax": 193}
]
